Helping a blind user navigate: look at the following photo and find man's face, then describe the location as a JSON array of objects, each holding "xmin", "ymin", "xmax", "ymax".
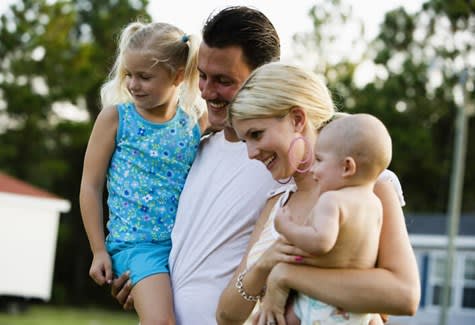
[{"xmin": 198, "ymin": 43, "xmax": 252, "ymax": 130}]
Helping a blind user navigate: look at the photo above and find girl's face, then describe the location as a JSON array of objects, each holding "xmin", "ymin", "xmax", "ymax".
[
  {"xmin": 124, "ymin": 50, "xmax": 178, "ymax": 113},
  {"xmin": 233, "ymin": 116, "xmax": 303, "ymax": 181}
]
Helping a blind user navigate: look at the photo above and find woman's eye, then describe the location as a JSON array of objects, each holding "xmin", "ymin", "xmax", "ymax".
[{"xmin": 250, "ymin": 131, "xmax": 262, "ymax": 139}]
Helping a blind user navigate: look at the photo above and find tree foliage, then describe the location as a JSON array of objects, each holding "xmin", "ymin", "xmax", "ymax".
[
  {"xmin": 0, "ymin": 0, "xmax": 150, "ymax": 305},
  {"xmin": 297, "ymin": 0, "xmax": 475, "ymax": 212}
]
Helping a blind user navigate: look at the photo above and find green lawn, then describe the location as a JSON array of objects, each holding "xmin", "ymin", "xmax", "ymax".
[{"xmin": 0, "ymin": 306, "xmax": 138, "ymax": 325}]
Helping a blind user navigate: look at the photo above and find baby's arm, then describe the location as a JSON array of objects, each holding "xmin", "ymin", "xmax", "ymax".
[
  {"xmin": 79, "ymin": 106, "xmax": 118, "ymax": 285},
  {"xmin": 262, "ymin": 180, "xmax": 420, "ymax": 315},
  {"xmin": 275, "ymin": 192, "xmax": 340, "ymax": 255}
]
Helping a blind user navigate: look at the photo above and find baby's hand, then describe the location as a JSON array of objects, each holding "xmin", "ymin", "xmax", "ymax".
[
  {"xmin": 89, "ymin": 250, "xmax": 113, "ymax": 286},
  {"xmin": 275, "ymin": 206, "xmax": 295, "ymax": 235}
]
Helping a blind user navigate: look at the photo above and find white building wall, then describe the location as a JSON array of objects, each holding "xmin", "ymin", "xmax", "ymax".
[{"xmin": 0, "ymin": 193, "xmax": 69, "ymax": 300}]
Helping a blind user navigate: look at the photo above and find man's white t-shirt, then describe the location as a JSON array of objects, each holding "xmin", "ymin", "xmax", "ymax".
[{"xmin": 169, "ymin": 131, "xmax": 277, "ymax": 325}]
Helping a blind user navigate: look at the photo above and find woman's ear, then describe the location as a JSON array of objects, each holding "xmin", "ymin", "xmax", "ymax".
[
  {"xmin": 342, "ymin": 157, "xmax": 356, "ymax": 177},
  {"xmin": 173, "ymin": 68, "xmax": 185, "ymax": 86},
  {"xmin": 289, "ymin": 106, "xmax": 307, "ymax": 133}
]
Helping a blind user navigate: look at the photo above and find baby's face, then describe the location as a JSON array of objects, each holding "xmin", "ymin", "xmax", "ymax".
[{"xmin": 311, "ymin": 132, "xmax": 344, "ymax": 192}]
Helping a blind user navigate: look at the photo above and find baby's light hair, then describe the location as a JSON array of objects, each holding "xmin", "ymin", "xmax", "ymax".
[
  {"xmin": 322, "ymin": 113, "xmax": 392, "ymax": 180},
  {"xmin": 228, "ymin": 62, "xmax": 335, "ymax": 131},
  {"xmin": 100, "ymin": 21, "xmax": 204, "ymax": 122}
]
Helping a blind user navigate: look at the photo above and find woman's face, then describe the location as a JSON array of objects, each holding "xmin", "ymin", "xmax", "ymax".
[{"xmin": 233, "ymin": 116, "xmax": 302, "ymax": 180}]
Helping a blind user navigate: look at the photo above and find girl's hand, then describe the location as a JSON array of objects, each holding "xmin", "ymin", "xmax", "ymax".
[{"xmin": 89, "ymin": 250, "xmax": 113, "ymax": 286}]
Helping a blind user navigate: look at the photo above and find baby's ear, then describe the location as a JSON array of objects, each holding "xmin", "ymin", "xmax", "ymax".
[{"xmin": 342, "ymin": 156, "xmax": 356, "ymax": 177}]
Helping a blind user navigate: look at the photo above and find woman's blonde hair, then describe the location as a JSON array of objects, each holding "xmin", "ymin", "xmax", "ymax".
[
  {"xmin": 228, "ymin": 62, "xmax": 335, "ymax": 131},
  {"xmin": 100, "ymin": 21, "xmax": 204, "ymax": 122}
]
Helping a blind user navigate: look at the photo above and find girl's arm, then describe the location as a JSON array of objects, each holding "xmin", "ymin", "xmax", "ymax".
[
  {"xmin": 265, "ymin": 180, "xmax": 420, "ymax": 315},
  {"xmin": 79, "ymin": 106, "xmax": 118, "ymax": 284},
  {"xmin": 216, "ymin": 196, "xmax": 307, "ymax": 325}
]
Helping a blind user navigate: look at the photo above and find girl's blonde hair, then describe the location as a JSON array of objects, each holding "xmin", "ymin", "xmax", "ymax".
[
  {"xmin": 228, "ymin": 62, "xmax": 335, "ymax": 131},
  {"xmin": 100, "ymin": 21, "xmax": 204, "ymax": 121}
]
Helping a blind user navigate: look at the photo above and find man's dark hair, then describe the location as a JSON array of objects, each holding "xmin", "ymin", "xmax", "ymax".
[{"xmin": 202, "ymin": 6, "xmax": 280, "ymax": 70}]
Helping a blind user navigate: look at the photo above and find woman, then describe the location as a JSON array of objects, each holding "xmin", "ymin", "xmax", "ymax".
[{"xmin": 216, "ymin": 62, "xmax": 420, "ymax": 325}]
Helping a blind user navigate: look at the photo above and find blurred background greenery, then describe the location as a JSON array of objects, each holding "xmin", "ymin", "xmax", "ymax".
[
  {"xmin": 0, "ymin": 305, "xmax": 138, "ymax": 324},
  {"xmin": 0, "ymin": 0, "xmax": 473, "ymax": 319}
]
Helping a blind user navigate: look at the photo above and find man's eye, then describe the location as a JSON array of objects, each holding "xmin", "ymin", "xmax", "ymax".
[{"xmin": 218, "ymin": 78, "xmax": 232, "ymax": 85}]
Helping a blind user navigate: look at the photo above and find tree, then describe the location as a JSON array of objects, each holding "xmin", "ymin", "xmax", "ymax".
[
  {"xmin": 0, "ymin": 0, "xmax": 150, "ymax": 305},
  {"xmin": 296, "ymin": 0, "xmax": 475, "ymax": 212}
]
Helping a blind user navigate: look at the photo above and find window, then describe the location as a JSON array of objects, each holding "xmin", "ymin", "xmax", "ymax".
[
  {"xmin": 423, "ymin": 251, "xmax": 475, "ymax": 311},
  {"xmin": 462, "ymin": 255, "xmax": 475, "ymax": 308},
  {"xmin": 428, "ymin": 253, "xmax": 453, "ymax": 307}
]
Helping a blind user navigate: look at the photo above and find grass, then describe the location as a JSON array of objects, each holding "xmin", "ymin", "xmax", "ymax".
[{"xmin": 0, "ymin": 305, "xmax": 138, "ymax": 325}]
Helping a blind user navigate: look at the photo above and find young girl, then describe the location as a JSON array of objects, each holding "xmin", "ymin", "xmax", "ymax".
[{"xmin": 80, "ymin": 21, "xmax": 205, "ymax": 324}]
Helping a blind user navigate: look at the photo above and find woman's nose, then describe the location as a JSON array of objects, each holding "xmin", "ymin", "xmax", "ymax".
[{"xmin": 247, "ymin": 143, "xmax": 260, "ymax": 160}]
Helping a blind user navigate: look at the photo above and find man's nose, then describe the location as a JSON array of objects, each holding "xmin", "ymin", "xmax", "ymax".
[{"xmin": 200, "ymin": 80, "xmax": 216, "ymax": 100}]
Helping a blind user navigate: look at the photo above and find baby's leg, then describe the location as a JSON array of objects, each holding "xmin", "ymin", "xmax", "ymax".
[
  {"xmin": 132, "ymin": 273, "xmax": 175, "ymax": 325},
  {"xmin": 368, "ymin": 313, "xmax": 385, "ymax": 325},
  {"xmin": 285, "ymin": 305, "xmax": 301, "ymax": 325},
  {"xmin": 285, "ymin": 292, "xmax": 301, "ymax": 325}
]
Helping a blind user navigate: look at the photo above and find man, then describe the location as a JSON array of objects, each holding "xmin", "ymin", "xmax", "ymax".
[{"xmin": 111, "ymin": 6, "xmax": 281, "ymax": 324}]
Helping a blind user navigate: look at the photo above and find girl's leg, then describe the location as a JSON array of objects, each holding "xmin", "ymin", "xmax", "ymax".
[{"xmin": 132, "ymin": 273, "xmax": 175, "ymax": 325}]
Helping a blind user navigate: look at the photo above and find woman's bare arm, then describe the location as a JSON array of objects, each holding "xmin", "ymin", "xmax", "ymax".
[
  {"xmin": 265, "ymin": 180, "xmax": 420, "ymax": 315},
  {"xmin": 216, "ymin": 197, "xmax": 276, "ymax": 325},
  {"xmin": 216, "ymin": 195, "xmax": 308, "ymax": 324}
]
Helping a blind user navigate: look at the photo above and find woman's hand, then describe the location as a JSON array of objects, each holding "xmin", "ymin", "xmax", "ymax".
[
  {"xmin": 254, "ymin": 263, "xmax": 293, "ymax": 325},
  {"xmin": 254, "ymin": 237, "xmax": 308, "ymax": 273}
]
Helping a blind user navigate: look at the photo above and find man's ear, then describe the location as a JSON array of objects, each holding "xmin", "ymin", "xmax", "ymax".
[
  {"xmin": 289, "ymin": 106, "xmax": 307, "ymax": 133},
  {"xmin": 173, "ymin": 68, "xmax": 185, "ymax": 86},
  {"xmin": 342, "ymin": 157, "xmax": 356, "ymax": 177}
]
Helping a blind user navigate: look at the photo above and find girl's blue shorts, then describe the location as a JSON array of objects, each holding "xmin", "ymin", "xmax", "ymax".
[{"xmin": 106, "ymin": 239, "xmax": 171, "ymax": 286}]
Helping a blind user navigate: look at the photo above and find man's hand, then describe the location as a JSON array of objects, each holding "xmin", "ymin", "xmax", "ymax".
[{"xmin": 110, "ymin": 271, "xmax": 134, "ymax": 310}]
